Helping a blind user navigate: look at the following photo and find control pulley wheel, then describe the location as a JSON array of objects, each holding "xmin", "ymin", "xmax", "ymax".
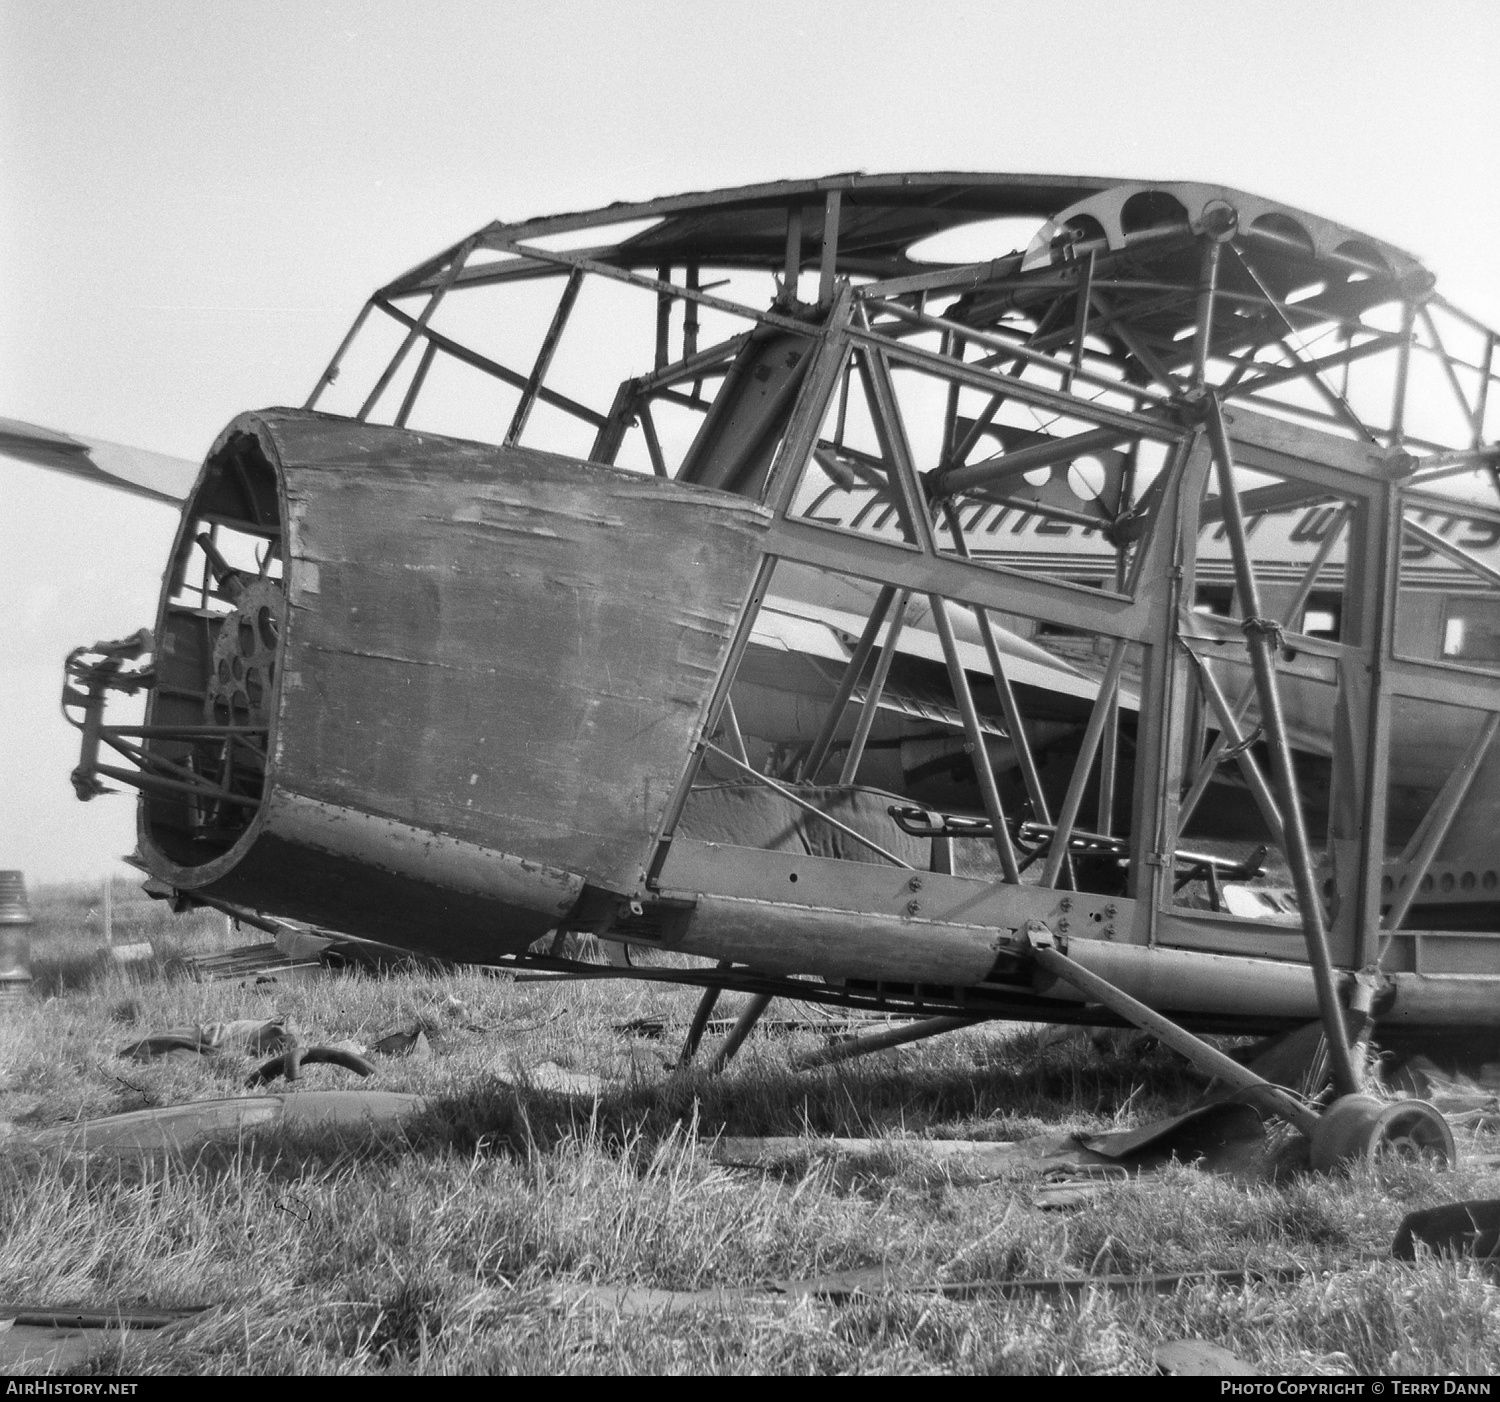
[
  {"xmin": 206, "ymin": 578, "xmax": 284, "ymax": 730},
  {"xmin": 1309, "ymin": 1093, "xmax": 1455, "ymax": 1172}
]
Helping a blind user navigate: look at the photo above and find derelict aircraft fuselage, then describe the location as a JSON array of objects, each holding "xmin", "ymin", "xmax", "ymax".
[{"xmin": 28, "ymin": 173, "xmax": 1500, "ymax": 1149}]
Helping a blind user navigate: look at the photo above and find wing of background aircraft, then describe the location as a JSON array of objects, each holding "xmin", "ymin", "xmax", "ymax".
[{"xmin": 0, "ymin": 416, "xmax": 199, "ymax": 505}]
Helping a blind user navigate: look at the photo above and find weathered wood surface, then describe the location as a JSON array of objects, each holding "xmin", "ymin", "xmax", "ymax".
[
  {"xmin": 147, "ymin": 410, "xmax": 771, "ymax": 957},
  {"xmin": 266, "ymin": 410, "xmax": 770, "ymax": 891}
]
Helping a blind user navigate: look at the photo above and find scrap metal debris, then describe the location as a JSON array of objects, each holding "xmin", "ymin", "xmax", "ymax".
[
  {"xmin": 613, "ymin": 1013, "xmax": 897, "ymax": 1040},
  {"xmin": 245, "ymin": 1044, "xmax": 377, "ymax": 1086},
  {"xmin": 274, "ymin": 926, "xmax": 455, "ymax": 975},
  {"xmin": 710, "ymin": 1134, "xmax": 1076, "ymax": 1177},
  {"xmin": 710, "ymin": 1103, "xmax": 1269, "ymax": 1184},
  {"xmin": 11, "ymin": 1090, "xmax": 426, "ymax": 1158},
  {"xmin": 553, "ymin": 1264, "xmax": 1308, "ymax": 1317},
  {"xmin": 371, "ymin": 1025, "xmax": 434, "ymax": 1058},
  {"xmin": 177, "ymin": 926, "xmax": 454, "ymax": 983},
  {"xmin": 493, "ymin": 1062, "xmax": 608, "ymax": 1097},
  {"xmin": 1392, "ymin": 1198, "xmax": 1500, "ymax": 1270},
  {"xmin": 1390, "ymin": 1057, "xmax": 1500, "ymax": 1128},
  {"xmin": 1032, "ymin": 1165, "xmax": 1132, "ymax": 1210},
  {"xmin": 0, "ymin": 1302, "xmax": 211, "ymax": 1373},
  {"xmin": 119, "ymin": 1017, "xmax": 292, "ymax": 1060},
  {"xmin": 177, "ymin": 941, "xmax": 321, "ymax": 985},
  {"xmin": 1154, "ymin": 1337, "xmax": 1259, "ymax": 1376}
]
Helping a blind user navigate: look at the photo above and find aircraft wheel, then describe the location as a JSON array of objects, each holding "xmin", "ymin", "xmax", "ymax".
[{"xmin": 1309, "ymin": 1094, "xmax": 1455, "ymax": 1172}]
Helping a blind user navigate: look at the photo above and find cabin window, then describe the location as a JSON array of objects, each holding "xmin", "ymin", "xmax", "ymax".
[
  {"xmin": 1194, "ymin": 585, "xmax": 1234, "ymax": 617},
  {"xmin": 1441, "ymin": 595, "xmax": 1500, "ymax": 663},
  {"xmin": 1037, "ymin": 581, "xmax": 1106, "ymax": 638},
  {"xmin": 1299, "ymin": 590, "xmax": 1343, "ymax": 641}
]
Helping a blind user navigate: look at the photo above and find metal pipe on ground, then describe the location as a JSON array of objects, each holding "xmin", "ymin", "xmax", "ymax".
[{"xmin": 791, "ymin": 1015, "xmax": 978, "ymax": 1070}]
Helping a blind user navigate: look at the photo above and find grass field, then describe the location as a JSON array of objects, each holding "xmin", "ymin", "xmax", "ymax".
[{"xmin": 4, "ymin": 880, "xmax": 1500, "ymax": 1375}]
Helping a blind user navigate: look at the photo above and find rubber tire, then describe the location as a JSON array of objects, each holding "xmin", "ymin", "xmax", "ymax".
[{"xmin": 1309, "ymin": 1093, "xmax": 1455, "ymax": 1172}]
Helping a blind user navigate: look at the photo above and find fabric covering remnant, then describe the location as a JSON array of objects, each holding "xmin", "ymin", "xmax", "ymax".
[{"xmin": 679, "ymin": 783, "xmax": 929, "ymax": 865}]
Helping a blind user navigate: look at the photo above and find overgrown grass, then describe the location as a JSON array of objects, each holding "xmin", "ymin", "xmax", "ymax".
[{"xmin": 4, "ymin": 881, "xmax": 1500, "ymax": 1374}]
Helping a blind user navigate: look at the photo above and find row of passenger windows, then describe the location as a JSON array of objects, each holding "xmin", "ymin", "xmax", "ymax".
[
  {"xmin": 1192, "ymin": 586, "xmax": 1343, "ymax": 641},
  {"xmin": 1189, "ymin": 585, "xmax": 1500, "ymax": 664}
]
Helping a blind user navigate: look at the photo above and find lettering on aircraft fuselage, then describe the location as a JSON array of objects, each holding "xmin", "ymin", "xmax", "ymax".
[{"xmin": 800, "ymin": 485, "xmax": 1500, "ymax": 570}]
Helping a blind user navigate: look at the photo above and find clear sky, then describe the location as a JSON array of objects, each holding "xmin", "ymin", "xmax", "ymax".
[{"xmin": 3, "ymin": 0, "xmax": 1497, "ymax": 882}]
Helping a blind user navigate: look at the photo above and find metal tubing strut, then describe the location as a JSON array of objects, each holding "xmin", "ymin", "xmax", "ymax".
[
  {"xmin": 648, "ymin": 555, "xmax": 780, "ymax": 884},
  {"xmin": 496, "ymin": 240, "xmax": 824, "ymax": 341},
  {"xmin": 1391, "ymin": 302, "xmax": 1416, "ymax": 441},
  {"xmin": 1381, "ymin": 711, "xmax": 1500, "ymax": 943},
  {"xmin": 679, "ymin": 964, "xmax": 732, "ymax": 1065},
  {"xmin": 939, "ymin": 503, "xmax": 1051, "ymax": 825},
  {"xmin": 1419, "ymin": 305, "xmax": 1476, "ymax": 430},
  {"xmin": 1180, "ymin": 648, "xmax": 1286, "ymax": 847},
  {"xmin": 1191, "ymin": 237, "xmax": 1221, "ymax": 389},
  {"xmin": 721, "ymin": 697, "xmax": 750, "ymax": 767},
  {"xmin": 654, "ymin": 262, "xmax": 673, "ymax": 368},
  {"xmin": 791, "ymin": 1015, "xmax": 978, "ymax": 1070},
  {"xmin": 394, "ymin": 341, "xmax": 438, "ymax": 428},
  {"xmin": 818, "ymin": 191, "xmax": 842, "ymax": 306},
  {"xmin": 304, "ymin": 299, "xmax": 376, "ymax": 410},
  {"xmin": 1228, "ymin": 243, "xmax": 1377, "ymax": 442},
  {"xmin": 1064, "ymin": 249, "xmax": 1095, "ymax": 395},
  {"xmin": 1204, "ymin": 396, "xmax": 1359, "ymax": 1097},
  {"xmin": 863, "ymin": 296, "xmax": 1174, "ymax": 408},
  {"xmin": 1178, "ymin": 505, "xmax": 1350, "ymax": 824},
  {"xmin": 928, "ymin": 594, "xmax": 1022, "ymax": 884},
  {"xmin": 1474, "ymin": 333, "xmax": 1495, "ymax": 450},
  {"xmin": 638, "ymin": 401, "xmax": 668, "ymax": 477},
  {"xmin": 359, "ymin": 240, "xmax": 476, "ymax": 421},
  {"xmin": 1040, "ymin": 639, "xmax": 1130, "ymax": 889},
  {"xmin": 800, "ymin": 585, "xmax": 898, "ymax": 782},
  {"xmin": 939, "ymin": 331, "xmax": 964, "ymax": 463},
  {"xmin": 936, "ymin": 425, "xmax": 1135, "ymax": 500},
  {"xmin": 1401, "ymin": 518, "xmax": 1500, "ymax": 591},
  {"xmin": 839, "ymin": 591, "xmax": 910, "ymax": 785},
  {"xmin": 861, "ymin": 351, "xmax": 1025, "ymax": 883},
  {"xmin": 708, "ymin": 993, "xmax": 774, "ymax": 1072},
  {"xmin": 1027, "ymin": 929, "xmax": 1318, "ymax": 1136},
  {"xmin": 506, "ymin": 267, "xmax": 584, "ymax": 445},
  {"xmin": 1097, "ymin": 515, "xmax": 1134, "ymax": 837},
  {"xmin": 377, "ymin": 299, "xmax": 606, "ymax": 428},
  {"xmin": 854, "ymin": 346, "xmax": 928, "ymax": 546},
  {"xmin": 636, "ymin": 332, "xmax": 752, "ymax": 394}
]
